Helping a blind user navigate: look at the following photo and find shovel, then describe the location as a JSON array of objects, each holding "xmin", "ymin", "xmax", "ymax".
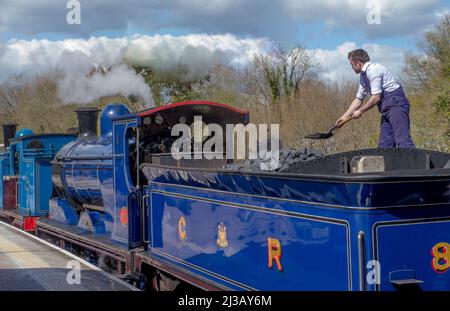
[{"xmin": 304, "ymin": 116, "xmax": 353, "ymax": 140}]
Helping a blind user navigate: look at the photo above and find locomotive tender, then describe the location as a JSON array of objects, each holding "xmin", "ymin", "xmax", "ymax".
[
  {"xmin": 140, "ymin": 148, "xmax": 450, "ymax": 290},
  {"xmin": 1, "ymin": 100, "xmax": 449, "ymax": 291}
]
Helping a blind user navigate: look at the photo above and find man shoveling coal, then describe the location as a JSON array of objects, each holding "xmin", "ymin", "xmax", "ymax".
[{"xmin": 336, "ymin": 49, "xmax": 415, "ymax": 148}]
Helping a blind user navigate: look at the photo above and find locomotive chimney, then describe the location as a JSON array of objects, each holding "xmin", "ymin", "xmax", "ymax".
[
  {"xmin": 2, "ymin": 123, "xmax": 17, "ymax": 148},
  {"xmin": 74, "ymin": 108, "xmax": 100, "ymax": 140}
]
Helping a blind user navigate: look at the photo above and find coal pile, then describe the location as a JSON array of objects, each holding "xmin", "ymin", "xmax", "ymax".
[{"xmin": 224, "ymin": 148, "xmax": 323, "ymax": 172}]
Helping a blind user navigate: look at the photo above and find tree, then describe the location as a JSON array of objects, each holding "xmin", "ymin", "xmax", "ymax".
[
  {"xmin": 134, "ymin": 65, "xmax": 208, "ymax": 105},
  {"xmin": 248, "ymin": 42, "xmax": 320, "ymax": 103},
  {"xmin": 404, "ymin": 15, "xmax": 450, "ymax": 122},
  {"xmin": 0, "ymin": 77, "xmax": 22, "ymax": 124}
]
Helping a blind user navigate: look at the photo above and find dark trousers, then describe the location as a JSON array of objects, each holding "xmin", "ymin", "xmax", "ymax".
[{"xmin": 377, "ymin": 87, "xmax": 415, "ymax": 148}]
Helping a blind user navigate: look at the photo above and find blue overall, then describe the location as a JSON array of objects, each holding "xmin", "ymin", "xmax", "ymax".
[{"xmin": 361, "ymin": 72, "xmax": 415, "ymax": 148}]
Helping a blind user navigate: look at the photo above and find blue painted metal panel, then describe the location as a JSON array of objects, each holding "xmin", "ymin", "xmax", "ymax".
[
  {"xmin": 148, "ymin": 186, "xmax": 350, "ymax": 290},
  {"xmin": 9, "ymin": 134, "xmax": 76, "ymax": 216},
  {"xmin": 49, "ymin": 198, "xmax": 78, "ymax": 225},
  {"xmin": 58, "ymin": 142, "xmax": 114, "ymax": 230},
  {"xmin": 376, "ymin": 220, "xmax": 450, "ymax": 291},
  {"xmin": 128, "ymin": 190, "xmax": 144, "ymax": 249},
  {"xmin": 140, "ymin": 167, "xmax": 450, "ymax": 208},
  {"xmin": 112, "ymin": 119, "xmax": 138, "ymax": 243},
  {"xmin": 100, "ymin": 103, "xmax": 131, "ymax": 138},
  {"xmin": 141, "ymin": 165, "xmax": 450, "ymax": 291},
  {"xmin": 18, "ymin": 160, "xmax": 35, "ymax": 215},
  {"xmin": 52, "ymin": 112, "xmax": 138, "ymax": 244},
  {"xmin": 0, "ymin": 150, "xmax": 10, "ymax": 209}
]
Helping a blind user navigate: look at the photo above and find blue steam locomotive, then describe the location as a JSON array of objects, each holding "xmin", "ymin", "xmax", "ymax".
[
  {"xmin": 0, "ymin": 124, "xmax": 75, "ymax": 229},
  {"xmin": 1, "ymin": 101, "xmax": 450, "ymax": 291}
]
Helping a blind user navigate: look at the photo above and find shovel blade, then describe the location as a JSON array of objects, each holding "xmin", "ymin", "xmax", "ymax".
[{"xmin": 304, "ymin": 132, "xmax": 333, "ymax": 139}]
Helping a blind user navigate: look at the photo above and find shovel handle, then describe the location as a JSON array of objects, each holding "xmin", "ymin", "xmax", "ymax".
[{"xmin": 336, "ymin": 115, "xmax": 353, "ymax": 129}]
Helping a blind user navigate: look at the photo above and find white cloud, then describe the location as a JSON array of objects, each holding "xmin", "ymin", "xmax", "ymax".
[{"xmin": 313, "ymin": 41, "xmax": 405, "ymax": 83}]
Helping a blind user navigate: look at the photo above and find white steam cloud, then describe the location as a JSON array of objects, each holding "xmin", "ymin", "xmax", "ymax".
[
  {"xmin": 0, "ymin": 34, "xmax": 267, "ymax": 105},
  {"xmin": 0, "ymin": 34, "xmax": 407, "ymax": 105},
  {"xmin": 55, "ymin": 50, "xmax": 153, "ymax": 105},
  {"xmin": 123, "ymin": 34, "xmax": 266, "ymax": 81}
]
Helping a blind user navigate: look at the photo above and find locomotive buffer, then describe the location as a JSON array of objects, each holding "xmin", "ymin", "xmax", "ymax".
[{"xmin": 0, "ymin": 221, "xmax": 137, "ymax": 291}]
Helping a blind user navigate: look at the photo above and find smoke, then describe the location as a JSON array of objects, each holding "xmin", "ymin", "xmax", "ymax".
[
  {"xmin": 0, "ymin": 34, "xmax": 268, "ymax": 105},
  {"xmin": 55, "ymin": 50, "xmax": 153, "ymax": 105},
  {"xmin": 124, "ymin": 34, "xmax": 266, "ymax": 81},
  {"xmin": 0, "ymin": 38, "xmax": 153, "ymax": 106}
]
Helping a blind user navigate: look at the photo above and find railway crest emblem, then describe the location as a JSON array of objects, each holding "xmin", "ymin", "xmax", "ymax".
[{"xmin": 217, "ymin": 222, "xmax": 228, "ymax": 248}]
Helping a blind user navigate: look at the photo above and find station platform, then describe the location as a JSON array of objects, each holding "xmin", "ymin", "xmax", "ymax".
[{"xmin": 0, "ymin": 221, "xmax": 138, "ymax": 291}]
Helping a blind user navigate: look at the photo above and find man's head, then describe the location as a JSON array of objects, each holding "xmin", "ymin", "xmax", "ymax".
[{"xmin": 348, "ymin": 49, "xmax": 370, "ymax": 74}]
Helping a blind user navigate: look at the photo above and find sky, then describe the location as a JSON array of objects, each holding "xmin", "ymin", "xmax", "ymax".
[{"xmin": 0, "ymin": 0, "xmax": 448, "ymax": 97}]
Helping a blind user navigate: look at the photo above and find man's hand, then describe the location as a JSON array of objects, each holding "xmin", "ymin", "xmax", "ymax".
[
  {"xmin": 336, "ymin": 97, "xmax": 363, "ymax": 127},
  {"xmin": 335, "ymin": 116, "xmax": 347, "ymax": 127},
  {"xmin": 335, "ymin": 115, "xmax": 353, "ymax": 128},
  {"xmin": 351, "ymin": 109, "xmax": 363, "ymax": 119}
]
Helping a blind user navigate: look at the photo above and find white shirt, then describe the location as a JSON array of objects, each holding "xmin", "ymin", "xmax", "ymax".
[{"xmin": 356, "ymin": 62, "xmax": 401, "ymax": 100}]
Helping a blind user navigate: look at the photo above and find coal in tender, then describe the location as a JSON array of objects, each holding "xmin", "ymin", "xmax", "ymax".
[{"xmin": 223, "ymin": 148, "xmax": 323, "ymax": 172}]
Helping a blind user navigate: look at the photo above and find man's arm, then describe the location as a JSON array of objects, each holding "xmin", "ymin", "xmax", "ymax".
[
  {"xmin": 336, "ymin": 97, "xmax": 363, "ymax": 126},
  {"xmin": 350, "ymin": 94, "xmax": 381, "ymax": 119},
  {"xmin": 351, "ymin": 68, "xmax": 382, "ymax": 118}
]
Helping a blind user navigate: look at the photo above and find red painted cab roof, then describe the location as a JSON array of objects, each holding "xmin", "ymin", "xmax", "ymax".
[{"xmin": 137, "ymin": 101, "xmax": 248, "ymax": 117}]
